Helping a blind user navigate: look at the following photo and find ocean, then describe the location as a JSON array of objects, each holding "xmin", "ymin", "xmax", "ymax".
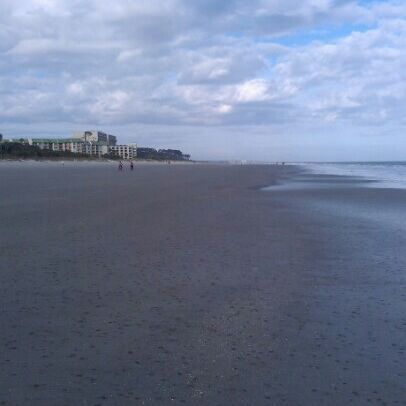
[{"xmin": 302, "ymin": 161, "xmax": 406, "ymax": 189}]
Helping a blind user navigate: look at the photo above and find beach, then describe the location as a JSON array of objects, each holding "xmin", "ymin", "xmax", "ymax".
[{"xmin": 0, "ymin": 162, "xmax": 405, "ymax": 405}]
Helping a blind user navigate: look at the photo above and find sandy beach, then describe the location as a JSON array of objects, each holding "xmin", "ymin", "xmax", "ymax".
[{"xmin": 0, "ymin": 162, "xmax": 405, "ymax": 405}]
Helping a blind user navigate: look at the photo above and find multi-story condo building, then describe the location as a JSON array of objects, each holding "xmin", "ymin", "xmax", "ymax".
[
  {"xmin": 1, "ymin": 131, "xmax": 134, "ymax": 159},
  {"xmin": 107, "ymin": 134, "xmax": 117, "ymax": 146},
  {"xmin": 109, "ymin": 144, "xmax": 137, "ymax": 159},
  {"xmin": 73, "ymin": 131, "xmax": 117, "ymax": 146},
  {"xmin": 30, "ymin": 138, "xmax": 84, "ymax": 153},
  {"xmin": 87, "ymin": 142, "xmax": 108, "ymax": 157},
  {"xmin": 29, "ymin": 138, "xmax": 108, "ymax": 157}
]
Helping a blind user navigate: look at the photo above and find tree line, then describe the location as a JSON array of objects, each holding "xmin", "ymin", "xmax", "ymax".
[{"xmin": 136, "ymin": 148, "xmax": 190, "ymax": 161}]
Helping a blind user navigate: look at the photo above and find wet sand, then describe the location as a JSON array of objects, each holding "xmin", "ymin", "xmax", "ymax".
[{"xmin": 0, "ymin": 163, "xmax": 405, "ymax": 405}]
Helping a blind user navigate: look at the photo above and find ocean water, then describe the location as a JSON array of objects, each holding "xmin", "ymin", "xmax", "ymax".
[
  {"xmin": 264, "ymin": 162, "xmax": 406, "ymax": 232},
  {"xmin": 302, "ymin": 162, "xmax": 406, "ymax": 189}
]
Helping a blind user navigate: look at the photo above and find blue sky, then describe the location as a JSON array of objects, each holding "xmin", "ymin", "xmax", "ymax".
[
  {"xmin": 274, "ymin": 22, "xmax": 375, "ymax": 46},
  {"xmin": 0, "ymin": 0, "xmax": 405, "ymax": 161}
]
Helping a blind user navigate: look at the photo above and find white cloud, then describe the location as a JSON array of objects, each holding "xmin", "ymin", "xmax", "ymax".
[
  {"xmin": 66, "ymin": 82, "xmax": 84, "ymax": 96},
  {"xmin": 8, "ymin": 39, "xmax": 125, "ymax": 56},
  {"xmin": 218, "ymin": 104, "xmax": 233, "ymax": 114},
  {"xmin": 235, "ymin": 79, "xmax": 270, "ymax": 102}
]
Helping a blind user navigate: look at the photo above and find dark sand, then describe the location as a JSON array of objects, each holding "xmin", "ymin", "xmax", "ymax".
[{"xmin": 0, "ymin": 162, "xmax": 405, "ymax": 405}]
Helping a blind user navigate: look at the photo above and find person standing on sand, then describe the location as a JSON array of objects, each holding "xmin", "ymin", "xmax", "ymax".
[
  {"xmin": 130, "ymin": 161, "xmax": 134, "ymax": 171},
  {"xmin": 118, "ymin": 161, "xmax": 123, "ymax": 171}
]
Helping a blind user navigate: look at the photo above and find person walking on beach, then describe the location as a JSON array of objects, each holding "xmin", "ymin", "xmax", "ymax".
[
  {"xmin": 118, "ymin": 161, "xmax": 123, "ymax": 171},
  {"xmin": 130, "ymin": 161, "xmax": 134, "ymax": 171}
]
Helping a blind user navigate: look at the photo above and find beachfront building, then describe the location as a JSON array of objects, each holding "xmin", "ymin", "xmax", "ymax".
[
  {"xmin": 73, "ymin": 131, "xmax": 117, "ymax": 146},
  {"xmin": 25, "ymin": 130, "xmax": 120, "ymax": 157},
  {"xmin": 109, "ymin": 144, "xmax": 137, "ymax": 160},
  {"xmin": 87, "ymin": 142, "xmax": 108, "ymax": 157},
  {"xmin": 31, "ymin": 138, "xmax": 83, "ymax": 153},
  {"xmin": 28, "ymin": 138, "xmax": 108, "ymax": 157},
  {"xmin": 1, "ymin": 131, "xmax": 138, "ymax": 159}
]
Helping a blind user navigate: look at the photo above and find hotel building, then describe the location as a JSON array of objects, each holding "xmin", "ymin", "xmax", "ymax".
[
  {"xmin": 2, "ymin": 131, "xmax": 136, "ymax": 159},
  {"xmin": 109, "ymin": 144, "xmax": 137, "ymax": 159}
]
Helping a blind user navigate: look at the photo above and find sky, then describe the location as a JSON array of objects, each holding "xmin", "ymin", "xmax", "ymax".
[{"xmin": 0, "ymin": 0, "xmax": 405, "ymax": 161}]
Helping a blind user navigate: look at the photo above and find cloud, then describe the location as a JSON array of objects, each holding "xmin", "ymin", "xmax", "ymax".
[
  {"xmin": 0, "ymin": 0, "xmax": 405, "ymax": 160},
  {"xmin": 235, "ymin": 79, "xmax": 270, "ymax": 102}
]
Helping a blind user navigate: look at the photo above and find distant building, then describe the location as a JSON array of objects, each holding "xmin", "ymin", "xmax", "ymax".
[
  {"xmin": 28, "ymin": 138, "xmax": 107, "ymax": 157},
  {"xmin": 27, "ymin": 130, "xmax": 120, "ymax": 157},
  {"xmin": 109, "ymin": 144, "xmax": 137, "ymax": 160},
  {"xmin": 86, "ymin": 142, "xmax": 108, "ymax": 157},
  {"xmin": 30, "ymin": 138, "xmax": 83, "ymax": 153},
  {"xmin": 73, "ymin": 131, "xmax": 117, "ymax": 146},
  {"xmin": 107, "ymin": 134, "xmax": 117, "ymax": 146},
  {"xmin": 2, "ymin": 131, "xmax": 138, "ymax": 159}
]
